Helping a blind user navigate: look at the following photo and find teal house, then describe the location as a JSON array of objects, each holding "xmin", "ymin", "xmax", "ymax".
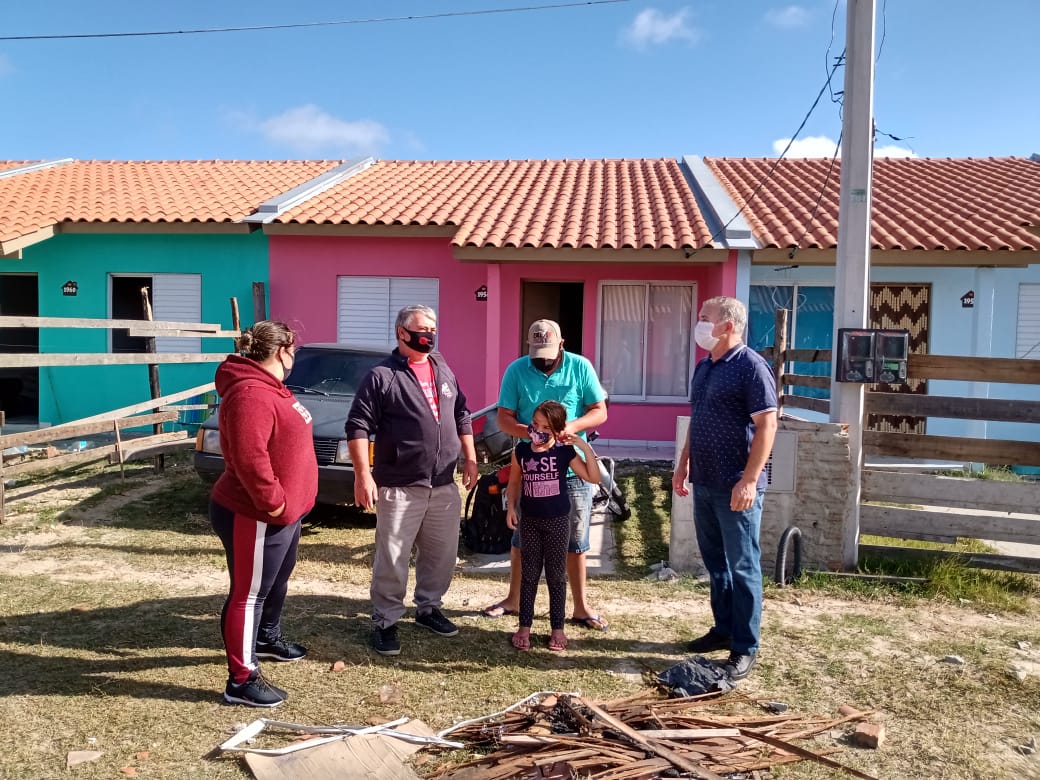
[{"xmin": 0, "ymin": 159, "xmax": 346, "ymax": 426}]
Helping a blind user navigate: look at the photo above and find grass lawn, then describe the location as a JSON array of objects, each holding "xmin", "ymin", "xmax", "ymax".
[{"xmin": 0, "ymin": 455, "xmax": 1037, "ymax": 779}]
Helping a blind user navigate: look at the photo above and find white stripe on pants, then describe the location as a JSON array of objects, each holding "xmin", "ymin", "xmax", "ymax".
[{"xmin": 371, "ymin": 483, "xmax": 462, "ymax": 628}]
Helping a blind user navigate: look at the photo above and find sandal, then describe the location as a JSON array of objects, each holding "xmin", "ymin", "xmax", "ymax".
[
  {"xmin": 548, "ymin": 633, "xmax": 568, "ymax": 652},
  {"xmin": 511, "ymin": 631, "xmax": 531, "ymax": 651},
  {"xmin": 569, "ymin": 614, "xmax": 609, "ymax": 631},
  {"xmin": 482, "ymin": 603, "xmax": 518, "ymax": 619}
]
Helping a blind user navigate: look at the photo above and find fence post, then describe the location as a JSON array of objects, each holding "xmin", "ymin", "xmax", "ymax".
[
  {"xmin": 141, "ymin": 288, "xmax": 164, "ymax": 474},
  {"xmin": 252, "ymin": 282, "xmax": 267, "ymax": 325},
  {"xmin": 230, "ymin": 298, "xmax": 241, "ymax": 353},
  {"xmin": 0, "ymin": 410, "xmax": 5, "ymax": 524},
  {"xmin": 113, "ymin": 420, "xmax": 126, "ymax": 480},
  {"xmin": 773, "ymin": 308, "xmax": 789, "ymax": 412},
  {"xmin": 668, "ymin": 416, "xmax": 702, "ymax": 574}
]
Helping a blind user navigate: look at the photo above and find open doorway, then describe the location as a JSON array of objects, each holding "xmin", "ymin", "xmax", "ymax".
[
  {"xmin": 520, "ymin": 282, "xmax": 584, "ymax": 356},
  {"xmin": 0, "ymin": 274, "xmax": 40, "ymax": 424}
]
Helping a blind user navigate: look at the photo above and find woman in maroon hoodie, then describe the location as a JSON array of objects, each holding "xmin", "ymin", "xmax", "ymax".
[{"xmin": 210, "ymin": 320, "xmax": 317, "ymax": 707}]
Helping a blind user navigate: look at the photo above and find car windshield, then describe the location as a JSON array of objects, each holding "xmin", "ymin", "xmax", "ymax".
[{"xmin": 288, "ymin": 348, "xmax": 383, "ymax": 396}]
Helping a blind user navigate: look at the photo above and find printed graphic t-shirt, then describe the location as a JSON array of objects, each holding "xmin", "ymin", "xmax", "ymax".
[
  {"xmin": 516, "ymin": 441, "xmax": 577, "ymax": 519},
  {"xmin": 409, "ymin": 358, "xmax": 440, "ymax": 422}
]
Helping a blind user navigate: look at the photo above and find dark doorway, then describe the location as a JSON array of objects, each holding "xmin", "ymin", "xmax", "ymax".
[
  {"xmin": 0, "ymin": 274, "xmax": 40, "ymax": 424},
  {"xmin": 111, "ymin": 276, "xmax": 152, "ymax": 353},
  {"xmin": 520, "ymin": 282, "xmax": 584, "ymax": 356}
]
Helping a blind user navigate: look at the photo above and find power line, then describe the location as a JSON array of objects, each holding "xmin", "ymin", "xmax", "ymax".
[
  {"xmin": 689, "ymin": 48, "xmax": 846, "ymax": 256},
  {"xmin": 0, "ymin": 0, "xmax": 631, "ymax": 42}
]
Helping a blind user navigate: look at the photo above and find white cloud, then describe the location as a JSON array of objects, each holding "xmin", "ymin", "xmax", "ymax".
[
  {"xmin": 257, "ymin": 105, "xmax": 389, "ymax": 156},
  {"xmin": 874, "ymin": 144, "xmax": 917, "ymax": 158},
  {"xmin": 772, "ymin": 135, "xmax": 917, "ymax": 158},
  {"xmin": 773, "ymin": 135, "xmax": 839, "ymax": 157},
  {"xmin": 0, "ymin": 54, "xmax": 14, "ymax": 78},
  {"xmin": 764, "ymin": 5, "xmax": 811, "ymax": 29},
  {"xmin": 623, "ymin": 8, "xmax": 699, "ymax": 49}
]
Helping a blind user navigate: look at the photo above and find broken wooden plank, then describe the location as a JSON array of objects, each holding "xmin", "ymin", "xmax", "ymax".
[{"xmin": 576, "ymin": 697, "xmax": 727, "ymax": 780}]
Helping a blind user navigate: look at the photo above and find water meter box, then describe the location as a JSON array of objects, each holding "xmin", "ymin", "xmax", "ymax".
[{"xmin": 835, "ymin": 329, "xmax": 876, "ymax": 382}]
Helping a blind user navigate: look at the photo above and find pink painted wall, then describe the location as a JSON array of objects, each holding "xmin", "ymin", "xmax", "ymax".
[{"xmin": 268, "ymin": 235, "xmax": 739, "ymax": 443}]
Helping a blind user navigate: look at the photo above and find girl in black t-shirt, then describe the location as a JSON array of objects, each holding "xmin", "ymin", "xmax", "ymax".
[{"xmin": 506, "ymin": 400, "xmax": 600, "ymax": 651}]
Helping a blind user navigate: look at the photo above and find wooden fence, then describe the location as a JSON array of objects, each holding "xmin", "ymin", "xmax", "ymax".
[
  {"xmin": 763, "ymin": 309, "xmax": 1040, "ymax": 573},
  {"xmin": 0, "ymin": 306, "xmax": 241, "ymax": 523}
]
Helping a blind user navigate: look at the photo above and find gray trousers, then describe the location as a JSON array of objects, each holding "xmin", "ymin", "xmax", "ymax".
[{"xmin": 371, "ymin": 483, "xmax": 462, "ymax": 628}]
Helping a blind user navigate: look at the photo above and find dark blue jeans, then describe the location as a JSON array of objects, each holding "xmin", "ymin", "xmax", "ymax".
[{"xmin": 692, "ymin": 485, "xmax": 763, "ymax": 655}]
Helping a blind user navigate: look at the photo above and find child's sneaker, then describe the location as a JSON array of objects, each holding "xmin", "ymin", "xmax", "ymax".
[{"xmin": 223, "ymin": 671, "xmax": 287, "ymax": 708}]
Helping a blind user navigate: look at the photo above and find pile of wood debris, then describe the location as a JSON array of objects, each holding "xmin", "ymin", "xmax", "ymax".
[{"xmin": 426, "ymin": 690, "xmax": 879, "ymax": 780}]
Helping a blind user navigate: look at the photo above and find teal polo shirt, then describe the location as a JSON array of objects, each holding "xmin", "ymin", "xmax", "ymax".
[{"xmin": 498, "ymin": 351, "xmax": 607, "ymax": 437}]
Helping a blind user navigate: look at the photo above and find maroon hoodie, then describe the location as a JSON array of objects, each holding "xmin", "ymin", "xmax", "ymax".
[{"xmin": 210, "ymin": 354, "xmax": 318, "ymax": 525}]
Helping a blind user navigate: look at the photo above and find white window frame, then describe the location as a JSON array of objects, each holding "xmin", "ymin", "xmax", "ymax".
[
  {"xmin": 596, "ymin": 280, "xmax": 697, "ymax": 403},
  {"xmin": 1016, "ymin": 283, "xmax": 1040, "ymax": 359},
  {"xmin": 336, "ymin": 276, "xmax": 439, "ymax": 347}
]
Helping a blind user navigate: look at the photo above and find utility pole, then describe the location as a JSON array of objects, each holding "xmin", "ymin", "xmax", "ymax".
[{"xmin": 830, "ymin": 0, "xmax": 876, "ymax": 570}]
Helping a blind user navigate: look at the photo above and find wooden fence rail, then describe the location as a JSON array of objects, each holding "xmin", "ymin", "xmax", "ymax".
[{"xmin": 766, "ymin": 308, "xmax": 1040, "ymax": 574}]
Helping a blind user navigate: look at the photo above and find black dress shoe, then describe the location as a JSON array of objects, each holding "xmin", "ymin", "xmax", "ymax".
[
  {"xmin": 721, "ymin": 652, "xmax": 757, "ymax": 681},
  {"xmin": 686, "ymin": 629, "xmax": 731, "ymax": 654}
]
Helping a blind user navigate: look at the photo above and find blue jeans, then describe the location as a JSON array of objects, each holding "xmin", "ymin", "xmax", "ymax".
[{"xmin": 692, "ymin": 485, "xmax": 763, "ymax": 655}]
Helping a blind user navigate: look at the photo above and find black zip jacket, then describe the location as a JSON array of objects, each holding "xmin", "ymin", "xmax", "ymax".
[{"xmin": 345, "ymin": 349, "xmax": 472, "ymax": 488}]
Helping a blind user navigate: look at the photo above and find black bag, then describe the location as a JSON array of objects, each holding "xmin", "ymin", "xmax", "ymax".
[
  {"xmin": 461, "ymin": 467, "xmax": 512, "ymax": 554},
  {"xmin": 656, "ymin": 657, "xmax": 736, "ymax": 697}
]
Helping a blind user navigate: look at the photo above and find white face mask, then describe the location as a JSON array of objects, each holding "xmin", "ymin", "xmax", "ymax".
[{"xmin": 694, "ymin": 321, "xmax": 719, "ymax": 351}]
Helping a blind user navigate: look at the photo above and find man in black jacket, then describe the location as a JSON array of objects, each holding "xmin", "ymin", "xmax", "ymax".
[{"xmin": 347, "ymin": 305, "xmax": 478, "ymax": 656}]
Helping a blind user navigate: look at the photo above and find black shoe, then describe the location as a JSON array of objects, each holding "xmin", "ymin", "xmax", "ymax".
[
  {"xmin": 224, "ymin": 671, "xmax": 286, "ymax": 708},
  {"xmin": 686, "ymin": 628, "xmax": 730, "ymax": 654},
  {"xmin": 373, "ymin": 624, "xmax": 401, "ymax": 656},
  {"xmin": 256, "ymin": 637, "xmax": 308, "ymax": 662},
  {"xmin": 721, "ymin": 652, "xmax": 757, "ymax": 681},
  {"xmin": 415, "ymin": 608, "xmax": 459, "ymax": 637}
]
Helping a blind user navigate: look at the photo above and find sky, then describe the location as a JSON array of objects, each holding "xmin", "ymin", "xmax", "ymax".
[{"xmin": 0, "ymin": 0, "xmax": 1036, "ymax": 163}]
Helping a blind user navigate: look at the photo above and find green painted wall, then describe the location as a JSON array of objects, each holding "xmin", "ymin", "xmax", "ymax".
[{"xmin": 17, "ymin": 232, "xmax": 267, "ymax": 425}]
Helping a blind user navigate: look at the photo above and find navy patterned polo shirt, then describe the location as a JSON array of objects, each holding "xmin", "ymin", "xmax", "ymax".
[{"xmin": 688, "ymin": 344, "xmax": 778, "ymax": 491}]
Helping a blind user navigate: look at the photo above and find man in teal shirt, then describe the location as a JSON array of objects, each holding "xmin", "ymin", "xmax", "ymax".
[{"xmin": 481, "ymin": 320, "xmax": 610, "ymax": 631}]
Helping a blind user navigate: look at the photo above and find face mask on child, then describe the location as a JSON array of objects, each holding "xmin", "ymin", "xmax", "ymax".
[{"xmin": 527, "ymin": 425, "xmax": 552, "ymax": 446}]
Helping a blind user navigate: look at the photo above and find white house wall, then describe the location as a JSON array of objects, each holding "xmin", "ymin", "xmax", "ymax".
[{"xmin": 750, "ymin": 261, "xmax": 1040, "ymax": 442}]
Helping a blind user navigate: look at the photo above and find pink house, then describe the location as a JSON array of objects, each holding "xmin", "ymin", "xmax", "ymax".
[{"xmin": 264, "ymin": 158, "xmax": 739, "ymax": 446}]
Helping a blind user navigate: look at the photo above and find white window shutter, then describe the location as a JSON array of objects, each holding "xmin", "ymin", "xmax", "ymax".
[
  {"xmin": 1017, "ymin": 283, "xmax": 1040, "ymax": 359},
  {"xmin": 337, "ymin": 277, "xmax": 439, "ymax": 347},
  {"xmin": 152, "ymin": 273, "xmax": 202, "ymax": 353},
  {"xmin": 338, "ymin": 277, "xmax": 390, "ymax": 345}
]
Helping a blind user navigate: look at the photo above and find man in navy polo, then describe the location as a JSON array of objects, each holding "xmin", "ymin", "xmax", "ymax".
[{"xmin": 672, "ymin": 296, "xmax": 778, "ymax": 681}]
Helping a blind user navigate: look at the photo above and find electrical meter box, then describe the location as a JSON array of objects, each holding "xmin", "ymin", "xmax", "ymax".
[
  {"xmin": 875, "ymin": 330, "xmax": 910, "ymax": 383},
  {"xmin": 835, "ymin": 329, "xmax": 875, "ymax": 382},
  {"xmin": 835, "ymin": 328, "xmax": 910, "ymax": 383}
]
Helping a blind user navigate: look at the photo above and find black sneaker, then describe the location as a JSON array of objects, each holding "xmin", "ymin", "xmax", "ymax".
[
  {"xmin": 256, "ymin": 637, "xmax": 308, "ymax": 662},
  {"xmin": 686, "ymin": 628, "xmax": 731, "ymax": 654},
  {"xmin": 373, "ymin": 624, "xmax": 401, "ymax": 656},
  {"xmin": 224, "ymin": 671, "xmax": 286, "ymax": 708},
  {"xmin": 721, "ymin": 652, "xmax": 757, "ymax": 681},
  {"xmin": 415, "ymin": 608, "xmax": 459, "ymax": 637}
]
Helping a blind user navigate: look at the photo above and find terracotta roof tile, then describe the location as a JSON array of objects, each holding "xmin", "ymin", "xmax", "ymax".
[
  {"xmin": 0, "ymin": 161, "xmax": 40, "ymax": 173},
  {"xmin": 698, "ymin": 157, "xmax": 1040, "ymax": 254},
  {"xmin": 704, "ymin": 156, "xmax": 1040, "ymax": 252},
  {"xmin": 0, "ymin": 159, "xmax": 342, "ymax": 245},
  {"xmin": 276, "ymin": 159, "xmax": 715, "ymax": 251}
]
